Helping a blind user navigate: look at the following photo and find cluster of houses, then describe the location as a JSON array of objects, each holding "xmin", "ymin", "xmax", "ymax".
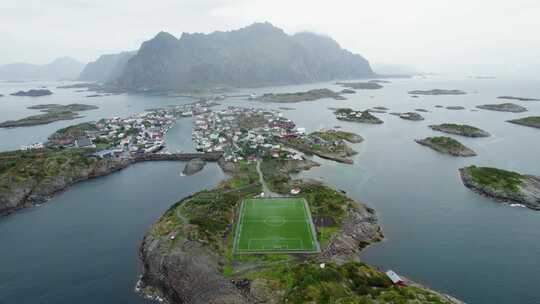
[{"xmin": 191, "ymin": 106, "xmax": 305, "ymax": 162}]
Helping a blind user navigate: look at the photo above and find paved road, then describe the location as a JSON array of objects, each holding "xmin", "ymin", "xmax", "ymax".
[{"xmin": 256, "ymin": 160, "xmax": 280, "ymax": 198}]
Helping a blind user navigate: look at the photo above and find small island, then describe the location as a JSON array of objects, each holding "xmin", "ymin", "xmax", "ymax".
[
  {"xmin": 277, "ymin": 129, "xmax": 361, "ymax": 164},
  {"xmin": 10, "ymin": 89, "xmax": 53, "ymax": 97},
  {"xmin": 0, "ymin": 104, "xmax": 99, "ymax": 128},
  {"xmin": 507, "ymin": 116, "xmax": 540, "ymax": 129},
  {"xmin": 408, "ymin": 89, "xmax": 466, "ymax": 95},
  {"xmin": 336, "ymin": 82, "xmax": 383, "ymax": 90},
  {"xmin": 476, "ymin": 103, "xmax": 527, "ymax": 113},
  {"xmin": 396, "ymin": 112, "xmax": 424, "ymax": 121},
  {"xmin": 429, "ymin": 124, "xmax": 490, "ymax": 137},
  {"xmin": 459, "ymin": 166, "xmax": 540, "ymax": 210},
  {"xmin": 340, "ymin": 88, "xmax": 356, "ymax": 94},
  {"xmin": 182, "ymin": 158, "xmax": 206, "ymax": 176},
  {"xmin": 334, "ymin": 108, "xmax": 384, "ymax": 124},
  {"xmin": 497, "ymin": 96, "xmax": 540, "ymax": 102},
  {"xmin": 257, "ymin": 89, "xmax": 345, "ymax": 103},
  {"xmin": 415, "ymin": 136, "xmax": 476, "ymax": 157},
  {"xmin": 415, "ymin": 108, "xmax": 429, "ymax": 113},
  {"xmin": 446, "ymin": 106, "xmax": 465, "ymax": 110}
]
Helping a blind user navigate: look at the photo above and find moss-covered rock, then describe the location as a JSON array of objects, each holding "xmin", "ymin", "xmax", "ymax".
[{"xmin": 415, "ymin": 136, "xmax": 476, "ymax": 157}]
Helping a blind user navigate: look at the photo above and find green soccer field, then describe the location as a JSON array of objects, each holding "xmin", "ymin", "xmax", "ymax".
[{"xmin": 233, "ymin": 198, "xmax": 320, "ymax": 254}]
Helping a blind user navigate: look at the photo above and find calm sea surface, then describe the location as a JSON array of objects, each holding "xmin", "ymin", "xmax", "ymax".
[{"xmin": 0, "ymin": 77, "xmax": 539, "ymax": 303}]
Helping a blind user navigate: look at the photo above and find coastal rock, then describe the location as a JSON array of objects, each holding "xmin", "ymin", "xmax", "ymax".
[
  {"xmin": 415, "ymin": 108, "xmax": 429, "ymax": 112},
  {"xmin": 429, "ymin": 123, "xmax": 490, "ymax": 137},
  {"xmin": 182, "ymin": 158, "xmax": 206, "ymax": 176},
  {"xmin": 507, "ymin": 116, "xmax": 540, "ymax": 129},
  {"xmin": 0, "ymin": 150, "xmax": 130, "ymax": 215},
  {"xmin": 408, "ymin": 89, "xmax": 466, "ymax": 95},
  {"xmin": 415, "ymin": 136, "xmax": 476, "ymax": 157},
  {"xmin": 10, "ymin": 89, "xmax": 53, "ymax": 97},
  {"xmin": 340, "ymin": 89, "xmax": 356, "ymax": 94},
  {"xmin": 476, "ymin": 103, "xmax": 527, "ymax": 113},
  {"xmin": 459, "ymin": 166, "xmax": 540, "ymax": 210}
]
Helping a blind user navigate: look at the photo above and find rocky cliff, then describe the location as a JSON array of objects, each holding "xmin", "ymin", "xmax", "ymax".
[{"xmin": 115, "ymin": 22, "xmax": 374, "ymax": 91}]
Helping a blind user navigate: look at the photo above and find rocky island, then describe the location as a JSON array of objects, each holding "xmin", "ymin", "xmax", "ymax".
[
  {"xmin": 408, "ymin": 89, "xmax": 466, "ymax": 95},
  {"xmin": 0, "ymin": 104, "xmax": 99, "ymax": 128},
  {"xmin": 182, "ymin": 158, "xmax": 206, "ymax": 176},
  {"xmin": 137, "ymin": 156, "xmax": 462, "ymax": 304},
  {"xmin": 507, "ymin": 116, "xmax": 540, "ymax": 129},
  {"xmin": 429, "ymin": 124, "xmax": 490, "ymax": 137},
  {"xmin": 459, "ymin": 166, "xmax": 540, "ymax": 210},
  {"xmin": 334, "ymin": 108, "xmax": 384, "ymax": 124},
  {"xmin": 395, "ymin": 112, "xmax": 425, "ymax": 121},
  {"xmin": 415, "ymin": 136, "xmax": 477, "ymax": 157},
  {"xmin": 276, "ymin": 129, "xmax": 361, "ymax": 164},
  {"xmin": 336, "ymin": 82, "xmax": 383, "ymax": 90},
  {"xmin": 257, "ymin": 89, "xmax": 345, "ymax": 103},
  {"xmin": 10, "ymin": 89, "xmax": 53, "ymax": 97},
  {"xmin": 497, "ymin": 96, "xmax": 540, "ymax": 102},
  {"xmin": 476, "ymin": 103, "xmax": 527, "ymax": 113}
]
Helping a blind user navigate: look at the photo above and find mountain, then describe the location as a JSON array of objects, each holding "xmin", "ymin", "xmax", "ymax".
[
  {"xmin": 79, "ymin": 51, "xmax": 135, "ymax": 82},
  {"xmin": 0, "ymin": 57, "xmax": 85, "ymax": 81},
  {"xmin": 115, "ymin": 22, "xmax": 375, "ymax": 90}
]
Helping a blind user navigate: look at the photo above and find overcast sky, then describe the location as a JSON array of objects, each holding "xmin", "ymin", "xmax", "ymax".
[{"xmin": 1, "ymin": 0, "xmax": 539, "ymax": 76}]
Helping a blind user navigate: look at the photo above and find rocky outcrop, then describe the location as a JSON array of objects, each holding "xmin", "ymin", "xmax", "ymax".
[
  {"xmin": 0, "ymin": 157, "xmax": 130, "ymax": 216},
  {"xmin": 459, "ymin": 166, "xmax": 540, "ymax": 210},
  {"xmin": 182, "ymin": 158, "xmax": 206, "ymax": 176},
  {"xmin": 335, "ymin": 109, "xmax": 384, "ymax": 124},
  {"xmin": 477, "ymin": 103, "xmax": 527, "ymax": 113},
  {"xmin": 507, "ymin": 116, "xmax": 540, "ymax": 129},
  {"xmin": 10, "ymin": 89, "xmax": 53, "ymax": 97},
  {"xmin": 497, "ymin": 96, "xmax": 540, "ymax": 101},
  {"xmin": 429, "ymin": 123, "xmax": 490, "ymax": 137},
  {"xmin": 415, "ymin": 137, "xmax": 476, "ymax": 157},
  {"xmin": 397, "ymin": 112, "xmax": 425, "ymax": 121},
  {"xmin": 317, "ymin": 202, "xmax": 383, "ymax": 263}
]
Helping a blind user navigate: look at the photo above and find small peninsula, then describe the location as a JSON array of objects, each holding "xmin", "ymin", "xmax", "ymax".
[
  {"xmin": 497, "ymin": 96, "xmax": 540, "ymax": 102},
  {"xmin": 476, "ymin": 103, "xmax": 527, "ymax": 113},
  {"xmin": 415, "ymin": 136, "xmax": 477, "ymax": 157},
  {"xmin": 459, "ymin": 166, "xmax": 540, "ymax": 210},
  {"xmin": 257, "ymin": 89, "xmax": 345, "ymax": 103},
  {"xmin": 10, "ymin": 89, "xmax": 53, "ymax": 97},
  {"xmin": 334, "ymin": 108, "xmax": 384, "ymax": 124},
  {"xmin": 429, "ymin": 124, "xmax": 490, "ymax": 137},
  {"xmin": 336, "ymin": 82, "xmax": 383, "ymax": 90},
  {"xmin": 507, "ymin": 116, "xmax": 540, "ymax": 129},
  {"xmin": 408, "ymin": 89, "xmax": 466, "ymax": 95}
]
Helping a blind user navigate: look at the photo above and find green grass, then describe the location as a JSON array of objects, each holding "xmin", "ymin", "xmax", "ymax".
[
  {"xmin": 234, "ymin": 198, "xmax": 319, "ymax": 254},
  {"xmin": 467, "ymin": 166, "xmax": 524, "ymax": 192}
]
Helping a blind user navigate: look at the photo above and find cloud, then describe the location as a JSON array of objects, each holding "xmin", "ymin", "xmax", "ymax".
[{"xmin": 0, "ymin": 0, "xmax": 539, "ymax": 76}]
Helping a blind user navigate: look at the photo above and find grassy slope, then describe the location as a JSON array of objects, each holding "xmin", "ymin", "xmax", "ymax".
[{"xmin": 467, "ymin": 166, "xmax": 524, "ymax": 192}]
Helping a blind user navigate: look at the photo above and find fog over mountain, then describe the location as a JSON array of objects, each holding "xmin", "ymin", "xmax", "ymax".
[
  {"xmin": 0, "ymin": 57, "xmax": 85, "ymax": 81},
  {"xmin": 114, "ymin": 23, "xmax": 374, "ymax": 90},
  {"xmin": 79, "ymin": 51, "xmax": 135, "ymax": 82}
]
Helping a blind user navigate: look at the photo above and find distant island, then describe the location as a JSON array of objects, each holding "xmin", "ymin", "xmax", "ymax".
[
  {"xmin": 408, "ymin": 89, "xmax": 466, "ymax": 95},
  {"xmin": 0, "ymin": 103, "xmax": 98, "ymax": 128},
  {"xmin": 111, "ymin": 22, "xmax": 375, "ymax": 91},
  {"xmin": 415, "ymin": 136, "xmax": 476, "ymax": 157},
  {"xmin": 392, "ymin": 112, "xmax": 424, "ymax": 121},
  {"xmin": 497, "ymin": 96, "xmax": 540, "ymax": 102},
  {"xmin": 476, "ymin": 103, "xmax": 527, "ymax": 113},
  {"xmin": 334, "ymin": 108, "xmax": 384, "ymax": 124},
  {"xmin": 429, "ymin": 124, "xmax": 490, "ymax": 137},
  {"xmin": 257, "ymin": 89, "xmax": 345, "ymax": 103},
  {"xmin": 10, "ymin": 89, "xmax": 53, "ymax": 97},
  {"xmin": 336, "ymin": 82, "xmax": 383, "ymax": 90},
  {"xmin": 446, "ymin": 106, "xmax": 465, "ymax": 110},
  {"xmin": 459, "ymin": 166, "xmax": 540, "ymax": 210},
  {"xmin": 507, "ymin": 116, "xmax": 540, "ymax": 129}
]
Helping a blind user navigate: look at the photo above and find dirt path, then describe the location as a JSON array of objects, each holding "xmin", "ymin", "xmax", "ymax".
[{"xmin": 256, "ymin": 160, "xmax": 280, "ymax": 198}]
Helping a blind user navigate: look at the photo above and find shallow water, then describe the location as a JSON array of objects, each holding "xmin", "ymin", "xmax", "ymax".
[{"xmin": 1, "ymin": 76, "xmax": 539, "ymax": 303}]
